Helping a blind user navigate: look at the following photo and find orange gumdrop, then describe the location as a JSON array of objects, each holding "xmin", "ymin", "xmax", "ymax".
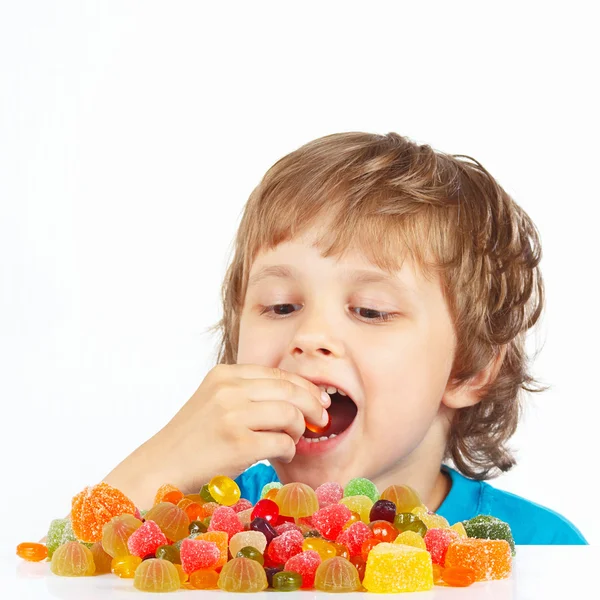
[
  {"xmin": 185, "ymin": 494, "xmax": 205, "ymax": 504},
  {"xmin": 265, "ymin": 489, "xmax": 279, "ymax": 501},
  {"xmin": 432, "ymin": 563, "xmax": 445, "ymax": 585},
  {"xmin": 305, "ymin": 412, "xmax": 332, "ymax": 435},
  {"xmin": 154, "ymin": 484, "xmax": 180, "ymax": 505},
  {"xmin": 16, "ymin": 542, "xmax": 48, "ymax": 562},
  {"xmin": 360, "ymin": 538, "xmax": 381, "ymax": 561},
  {"xmin": 71, "ymin": 483, "xmax": 136, "ymax": 543},
  {"xmin": 442, "ymin": 566, "xmax": 476, "ymax": 587},
  {"xmin": 177, "ymin": 498, "xmax": 195, "ymax": 511},
  {"xmin": 162, "ymin": 490, "xmax": 184, "ymax": 505},
  {"xmin": 185, "ymin": 502, "xmax": 206, "ymax": 522}
]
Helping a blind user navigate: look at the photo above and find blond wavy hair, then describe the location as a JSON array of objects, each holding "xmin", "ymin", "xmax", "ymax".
[{"xmin": 206, "ymin": 131, "xmax": 548, "ymax": 480}]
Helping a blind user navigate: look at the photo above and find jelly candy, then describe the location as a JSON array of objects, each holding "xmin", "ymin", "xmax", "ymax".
[
  {"xmin": 363, "ymin": 543, "xmax": 433, "ymax": 593},
  {"xmin": 154, "ymin": 484, "xmax": 181, "ymax": 505},
  {"xmin": 46, "ymin": 518, "xmax": 78, "ymax": 558},
  {"xmin": 208, "ymin": 475, "xmax": 241, "ymax": 506},
  {"xmin": 314, "ymin": 556, "xmax": 361, "ymax": 592},
  {"xmin": 260, "ymin": 481, "xmax": 282, "ymax": 500},
  {"xmin": 237, "ymin": 507, "xmax": 254, "ymax": 527},
  {"xmin": 343, "ymin": 511, "xmax": 362, "ymax": 530},
  {"xmin": 449, "ymin": 521, "xmax": 468, "ymax": 537},
  {"xmin": 111, "ymin": 554, "xmax": 142, "ymax": 578},
  {"xmin": 250, "ymin": 517, "xmax": 278, "ymax": 544},
  {"xmin": 432, "ymin": 562, "xmax": 445, "ymax": 585},
  {"xmin": 193, "ymin": 531, "xmax": 229, "ymax": 568},
  {"xmin": 144, "ymin": 502, "xmax": 190, "ymax": 542},
  {"xmin": 16, "ymin": 542, "xmax": 48, "ymax": 562},
  {"xmin": 184, "ymin": 502, "xmax": 206, "ymax": 522},
  {"xmin": 444, "ymin": 538, "xmax": 512, "ymax": 581},
  {"xmin": 189, "ymin": 568, "xmax": 219, "ymax": 589},
  {"xmin": 315, "ymin": 481, "xmax": 344, "ymax": 507},
  {"xmin": 200, "ymin": 484, "xmax": 216, "ymax": 503},
  {"xmin": 393, "ymin": 512, "xmax": 427, "ymax": 536},
  {"xmin": 331, "ymin": 542, "xmax": 350, "ymax": 560},
  {"xmin": 284, "ymin": 549, "xmax": 321, "ymax": 588},
  {"xmin": 343, "ymin": 477, "xmax": 379, "ymax": 503},
  {"xmin": 336, "ymin": 521, "xmax": 373, "ymax": 556},
  {"xmin": 189, "ymin": 520, "xmax": 208, "ymax": 535},
  {"xmin": 361, "ymin": 537, "xmax": 381, "ymax": 560},
  {"xmin": 207, "ymin": 506, "xmax": 244, "ymax": 539},
  {"xmin": 305, "ymin": 411, "xmax": 332, "ymax": 434},
  {"xmin": 90, "ymin": 542, "xmax": 113, "ymax": 574},
  {"xmin": 350, "ymin": 554, "xmax": 366, "ymax": 581},
  {"xmin": 412, "ymin": 506, "xmax": 449, "ymax": 529},
  {"xmin": 380, "ymin": 484, "xmax": 422, "ymax": 512},
  {"xmin": 162, "ymin": 489, "xmax": 184, "ymax": 505},
  {"xmin": 237, "ymin": 546, "xmax": 265, "ymax": 565},
  {"xmin": 442, "ymin": 565, "xmax": 476, "ymax": 587},
  {"xmin": 101, "ymin": 513, "xmax": 143, "ymax": 557},
  {"xmin": 275, "ymin": 482, "xmax": 319, "ymax": 518},
  {"xmin": 217, "ymin": 557, "xmax": 268, "ymax": 592},
  {"xmin": 267, "ymin": 529, "xmax": 304, "ymax": 564},
  {"xmin": 231, "ymin": 498, "xmax": 253, "ymax": 513},
  {"xmin": 71, "ymin": 482, "xmax": 136, "ymax": 543},
  {"xmin": 339, "ymin": 494, "xmax": 373, "ymax": 524},
  {"xmin": 173, "ymin": 563, "xmax": 188, "ymax": 585},
  {"xmin": 180, "ymin": 538, "xmax": 220, "ymax": 573},
  {"xmin": 273, "ymin": 569, "xmax": 303, "ymax": 590},
  {"xmin": 424, "ymin": 528, "xmax": 460, "ymax": 565},
  {"xmin": 155, "ymin": 544, "xmax": 181, "ymax": 563},
  {"xmin": 50, "ymin": 541, "xmax": 96, "ymax": 577},
  {"xmin": 127, "ymin": 520, "xmax": 168, "ymax": 557},
  {"xmin": 133, "ymin": 558, "xmax": 180, "ymax": 592},
  {"xmin": 251, "ymin": 498, "xmax": 279, "ymax": 524},
  {"xmin": 302, "ymin": 537, "xmax": 337, "ymax": 561},
  {"xmin": 463, "ymin": 515, "xmax": 516, "ymax": 555},
  {"xmin": 370, "ymin": 519, "xmax": 399, "ymax": 542},
  {"xmin": 394, "ymin": 530, "xmax": 427, "ymax": 550},
  {"xmin": 369, "ymin": 499, "xmax": 396, "ymax": 523},
  {"xmin": 229, "ymin": 530, "xmax": 268, "ymax": 557},
  {"xmin": 312, "ymin": 503, "xmax": 352, "ymax": 540},
  {"xmin": 265, "ymin": 565, "xmax": 284, "ymax": 587}
]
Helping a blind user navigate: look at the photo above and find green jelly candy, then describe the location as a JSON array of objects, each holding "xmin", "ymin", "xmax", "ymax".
[
  {"xmin": 343, "ymin": 478, "xmax": 379, "ymax": 503},
  {"xmin": 155, "ymin": 544, "xmax": 181, "ymax": 564},
  {"xmin": 189, "ymin": 520, "xmax": 207, "ymax": 535},
  {"xmin": 463, "ymin": 515, "xmax": 516, "ymax": 555},
  {"xmin": 236, "ymin": 546, "xmax": 264, "ymax": 565},
  {"xmin": 260, "ymin": 482, "xmax": 283, "ymax": 499},
  {"xmin": 273, "ymin": 570, "xmax": 302, "ymax": 591},
  {"xmin": 46, "ymin": 519, "xmax": 77, "ymax": 558},
  {"xmin": 200, "ymin": 484, "xmax": 216, "ymax": 503},
  {"xmin": 393, "ymin": 513, "xmax": 427, "ymax": 537}
]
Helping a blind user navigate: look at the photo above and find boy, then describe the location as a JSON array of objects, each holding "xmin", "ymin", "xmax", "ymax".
[{"xmin": 105, "ymin": 131, "xmax": 586, "ymax": 544}]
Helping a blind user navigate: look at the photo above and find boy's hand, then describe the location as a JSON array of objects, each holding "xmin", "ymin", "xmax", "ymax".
[{"xmin": 148, "ymin": 364, "xmax": 330, "ymax": 492}]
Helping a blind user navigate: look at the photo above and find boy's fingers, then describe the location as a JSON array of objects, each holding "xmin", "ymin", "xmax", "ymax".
[
  {"xmin": 253, "ymin": 431, "xmax": 297, "ymax": 463},
  {"xmin": 244, "ymin": 401, "xmax": 306, "ymax": 443}
]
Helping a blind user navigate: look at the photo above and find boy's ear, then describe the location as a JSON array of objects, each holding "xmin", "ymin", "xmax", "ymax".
[{"xmin": 442, "ymin": 345, "xmax": 507, "ymax": 410}]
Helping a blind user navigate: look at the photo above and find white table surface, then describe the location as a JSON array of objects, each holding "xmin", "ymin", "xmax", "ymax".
[{"xmin": 2, "ymin": 544, "xmax": 597, "ymax": 599}]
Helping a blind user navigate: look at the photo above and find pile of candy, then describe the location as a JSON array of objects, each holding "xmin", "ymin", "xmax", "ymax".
[{"xmin": 16, "ymin": 475, "xmax": 515, "ymax": 593}]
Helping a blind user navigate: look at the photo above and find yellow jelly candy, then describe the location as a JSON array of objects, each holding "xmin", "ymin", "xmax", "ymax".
[
  {"xmin": 111, "ymin": 554, "xmax": 142, "ymax": 578},
  {"xmin": 339, "ymin": 495, "xmax": 373, "ymax": 524},
  {"xmin": 208, "ymin": 476, "xmax": 241, "ymax": 507},
  {"xmin": 380, "ymin": 484, "xmax": 422, "ymax": 513},
  {"xmin": 274, "ymin": 483, "xmax": 319, "ymax": 518},
  {"xmin": 133, "ymin": 558, "xmax": 180, "ymax": 592},
  {"xmin": 302, "ymin": 537, "xmax": 337, "ymax": 561},
  {"xmin": 394, "ymin": 530, "xmax": 427, "ymax": 550},
  {"xmin": 50, "ymin": 542, "xmax": 96, "ymax": 577},
  {"xmin": 449, "ymin": 522, "xmax": 468, "ymax": 537},
  {"xmin": 363, "ymin": 543, "xmax": 433, "ymax": 593}
]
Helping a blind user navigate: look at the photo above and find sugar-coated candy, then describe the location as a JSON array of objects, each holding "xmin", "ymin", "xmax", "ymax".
[
  {"xmin": 133, "ymin": 558, "xmax": 180, "ymax": 592},
  {"xmin": 312, "ymin": 503, "xmax": 352, "ymax": 540},
  {"xmin": 412, "ymin": 505, "xmax": 449, "ymax": 529},
  {"xmin": 302, "ymin": 537, "xmax": 337, "ymax": 561},
  {"xmin": 231, "ymin": 498, "xmax": 253, "ymax": 513},
  {"xmin": 449, "ymin": 521, "xmax": 468, "ymax": 537},
  {"xmin": 284, "ymin": 550, "xmax": 321, "ymax": 588},
  {"xmin": 424, "ymin": 528, "xmax": 460, "ymax": 565},
  {"xmin": 237, "ymin": 546, "xmax": 265, "ymax": 565},
  {"xmin": 267, "ymin": 529, "xmax": 304, "ymax": 564},
  {"xmin": 315, "ymin": 481, "xmax": 344, "ymax": 507},
  {"xmin": 275, "ymin": 521, "xmax": 302, "ymax": 535},
  {"xmin": 180, "ymin": 538, "xmax": 220, "ymax": 573},
  {"xmin": 361, "ymin": 537, "xmax": 381, "ymax": 560},
  {"xmin": 343, "ymin": 477, "xmax": 379, "ymax": 503},
  {"xmin": 394, "ymin": 530, "xmax": 427, "ymax": 550},
  {"xmin": 154, "ymin": 483, "xmax": 181, "ymax": 505},
  {"xmin": 193, "ymin": 531, "xmax": 229, "ymax": 568},
  {"xmin": 273, "ymin": 569, "xmax": 303, "ymax": 591},
  {"xmin": 46, "ymin": 518, "xmax": 78, "ymax": 559},
  {"xmin": 444, "ymin": 538, "xmax": 512, "ymax": 581},
  {"xmin": 90, "ymin": 542, "xmax": 113, "ymax": 574},
  {"xmin": 370, "ymin": 519, "xmax": 399, "ymax": 542},
  {"xmin": 463, "ymin": 514, "xmax": 516, "ymax": 555},
  {"xmin": 71, "ymin": 482, "xmax": 136, "ymax": 543},
  {"xmin": 260, "ymin": 481, "xmax": 283, "ymax": 499},
  {"xmin": 111, "ymin": 554, "xmax": 142, "ymax": 578},
  {"xmin": 144, "ymin": 502, "xmax": 190, "ymax": 542},
  {"xmin": 370, "ymin": 499, "xmax": 396, "ymax": 523},
  {"xmin": 442, "ymin": 565, "xmax": 476, "ymax": 587},
  {"xmin": 394, "ymin": 512, "xmax": 427, "ymax": 536},
  {"xmin": 363, "ymin": 543, "xmax": 433, "ymax": 593},
  {"xmin": 275, "ymin": 482, "xmax": 319, "ymax": 518},
  {"xmin": 16, "ymin": 542, "xmax": 48, "ymax": 562},
  {"xmin": 250, "ymin": 517, "xmax": 278, "ymax": 544},
  {"xmin": 189, "ymin": 568, "xmax": 219, "ymax": 589},
  {"xmin": 200, "ymin": 484, "xmax": 216, "ymax": 503},
  {"xmin": 381, "ymin": 484, "xmax": 422, "ymax": 512},
  {"xmin": 343, "ymin": 511, "xmax": 362, "ymax": 530},
  {"xmin": 189, "ymin": 520, "xmax": 208, "ymax": 535},
  {"xmin": 230, "ymin": 530, "xmax": 268, "ymax": 557},
  {"xmin": 217, "ymin": 557, "xmax": 268, "ymax": 592},
  {"xmin": 155, "ymin": 544, "xmax": 181, "ymax": 563},
  {"xmin": 339, "ymin": 494, "xmax": 373, "ymax": 524},
  {"xmin": 127, "ymin": 520, "xmax": 168, "ymax": 558},
  {"xmin": 314, "ymin": 556, "xmax": 361, "ymax": 592},
  {"xmin": 207, "ymin": 505, "xmax": 244, "ymax": 539},
  {"xmin": 237, "ymin": 507, "xmax": 254, "ymax": 527},
  {"xmin": 208, "ymin": 475, "xmax": 241, "ymax": 507},
  {"xmin": 102, "ymin": 513, "xmax": 143, "ymax": 557},
  {"xmin": 50, "ymin": 541, "xmax": 96, "ymax": 577},
  {"xmin": 251, "ymin": 498, "xmax": 279, "ymax": 523},
  {"xmin": 336, "ymin": 521, "xmax": 373, "ymax": 556}
]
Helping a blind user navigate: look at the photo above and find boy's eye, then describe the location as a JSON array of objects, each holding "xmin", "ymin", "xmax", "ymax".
[{"xmin": 259, "ymin": 304, "xmax": 396, "ymax": 323}]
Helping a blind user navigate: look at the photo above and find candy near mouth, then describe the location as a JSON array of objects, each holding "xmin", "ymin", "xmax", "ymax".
[{"xmin": 304, "ymin": 392, "xmax": 358, "ymax": 440}]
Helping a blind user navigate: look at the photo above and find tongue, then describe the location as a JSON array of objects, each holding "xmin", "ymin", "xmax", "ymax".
[{"xmin": 304, "ymin": 394, "xmax": 357, "ymax": 438}]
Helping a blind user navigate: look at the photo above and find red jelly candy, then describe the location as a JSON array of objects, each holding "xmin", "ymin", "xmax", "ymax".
[
  {"xmin": 207, "ymin": 506, "xmax": 244, "ymax": 540},
  {"xmin": 285, "ymin": 550, "xmax": 322, "ymax": 588},
  {"xmin": 312, "ymin": 504, "xmax": 352, "ymax": 541},
  {"xmin": 315, "ymin": 482, "xmax": 344, "ymax": 508},
  {"xmin": 336, "ymin": 521, "xmax": 373, "ymax": 556},
  {"xmin": 127, "ymin": 520, "xmax": 168, "ymax": 558},
  {"xmin": 180, "ymin": 538, "xmax": 220, "ymax": 574},
  {"xmin": 231, "ymin": 499, "xmax": 253, "ymax": 513},
  {"xmin": 424, "ymin": 528, "xmax": 460, "ymax": 566},
  {"xmin": 369, "ymin": 520, "xmax": 398, "ymax": 542},
  {"xmin": 251, "ymin": 499, "xmax": 279, "ymax": 524},
  {"xmin": 267, "ymin": 530, "xmax": 304, "ymax": 564}
]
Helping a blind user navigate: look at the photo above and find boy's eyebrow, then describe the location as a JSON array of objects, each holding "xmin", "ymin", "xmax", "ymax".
[{"xmin": 247, "ymin": 264, "xmax": 418, "ymax": 297}]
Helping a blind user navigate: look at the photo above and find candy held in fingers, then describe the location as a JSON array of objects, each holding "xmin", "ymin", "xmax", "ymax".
[{"xmin": 305, "ymin": 411, "xmax": 332, "ymax": 434}]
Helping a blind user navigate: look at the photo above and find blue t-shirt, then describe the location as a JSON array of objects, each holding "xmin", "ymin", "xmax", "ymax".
[{"xmin": 235, "ymin": 462, "xmax": 587, "ymax": 545}]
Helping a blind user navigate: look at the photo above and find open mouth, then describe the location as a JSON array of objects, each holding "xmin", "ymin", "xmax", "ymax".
[{"xmin": 302, "ymin": 392, "xmax": 358, "ymax": 443}]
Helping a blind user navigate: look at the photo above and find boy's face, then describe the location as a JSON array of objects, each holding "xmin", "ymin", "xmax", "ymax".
[{"xmin": 237, "ymin": 223, "xmax": 457, "ymax": 489}]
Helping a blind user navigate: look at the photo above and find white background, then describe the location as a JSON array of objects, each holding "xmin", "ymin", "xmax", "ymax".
[{"xmin": 1, "ymin": 0, "xmax": 598, "ymax": 551}]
